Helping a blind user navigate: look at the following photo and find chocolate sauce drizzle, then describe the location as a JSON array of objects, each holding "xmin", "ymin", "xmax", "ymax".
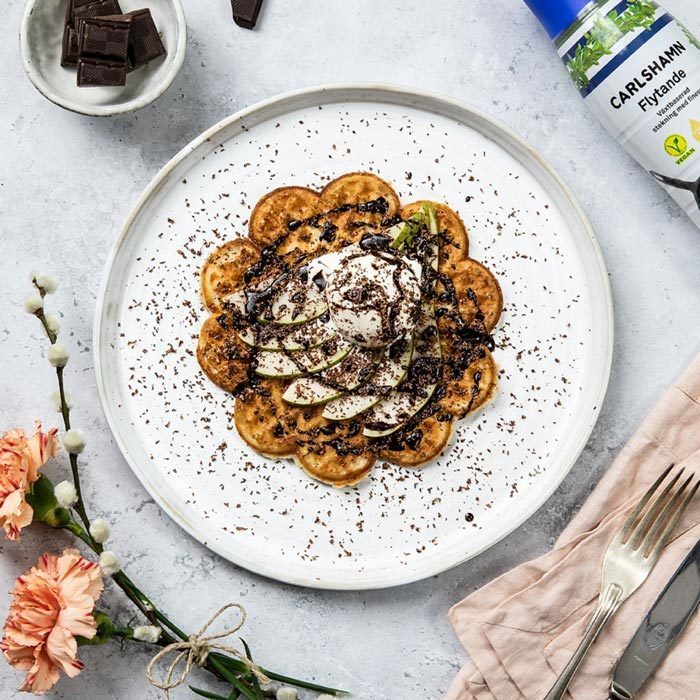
[{"xmin": 226, "ymin": 200, "xmax": 495, "ymax": 457}]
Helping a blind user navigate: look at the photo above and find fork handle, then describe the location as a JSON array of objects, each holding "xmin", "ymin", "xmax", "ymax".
[{"xmin": 543, "ymin": 585, "xmax": 622, "ymax": 700}]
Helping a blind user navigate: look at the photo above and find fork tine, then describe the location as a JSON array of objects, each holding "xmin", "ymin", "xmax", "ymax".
[
  {"xmin": 641, "ymin": 475, "xmax": 698, "ymax": 558},
  {"xmin": 620, "ymin": 464, "xmax": 674, "ymax": 543},
  {"xmin": 629, "ymin": 467, "xmax": 684, "ymax": 549}
]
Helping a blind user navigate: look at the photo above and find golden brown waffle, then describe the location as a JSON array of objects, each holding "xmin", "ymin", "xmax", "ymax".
[{"xmin": 198, "ymin": 173, "xmax": 502, "ymax": 487}]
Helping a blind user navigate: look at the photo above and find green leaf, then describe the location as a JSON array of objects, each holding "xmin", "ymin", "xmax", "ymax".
[
  {"xmin": 210, "ymin": 652, "xmax": 349, "ymax": 696},
  {"xmin": 565, "ymin": 0, "xmax": 657, "ymax": 90},
  {"xmin": 26, "ymin": 476, "xmax": 71, "ymax": 529},
  {"xmin": 389, "ymin": 221, "xmax": 416, "ymax": 250},
  {"xmin": 26, "ymin": 475, "xmax": 57, "ymax": 520},
  {"xmin": 209, "ymin": 657, "xmax": 259, "ymax": 700},
  {"xmin": 76, "ymin": 611, "xmax": 115, "ymax": 646},
  {"xmin": 390, "ymin": 203, "xmax": 437, "ymax": 251},
  {"xmin": 227, "ymin": 687, "xmax": 241, "ymax": 700},
  {"xmin": 423, "ymin": 203, "xmax": 439, "ymax": 236},
  {"xmin": 189, "ymin": 687, "xmax": 230, "ymax": 700},
  {"xmin": 209, "ymin": 652, "xmax": 250, "ymax": 675},
  {"xmin": 240, "ymin": 638, "xmax": 254, "ymax": 662},
  {"xmin": 263, "ymin": 669, "xmax": 349, "ymax": 695},
  {"xmin": 238, "ymin": 639, "xmax": 263, "ymax": 699}
]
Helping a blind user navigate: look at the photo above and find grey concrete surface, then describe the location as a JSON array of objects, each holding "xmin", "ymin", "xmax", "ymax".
[{"xmin": 1, "ymin": 0, "xmax": 699, "ymax": 698}]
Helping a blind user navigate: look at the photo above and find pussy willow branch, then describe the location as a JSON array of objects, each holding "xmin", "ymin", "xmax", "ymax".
[
  {"xmin": 34, "ymin": 305, "xmax": 181, "ymax": 640},
  {"xmin": 31, "ymin": 299, "xmax": 346, "ymax": 697}
]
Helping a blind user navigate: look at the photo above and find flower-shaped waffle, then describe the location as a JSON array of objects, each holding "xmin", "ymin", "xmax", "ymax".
[{"xmin": 197, "ymin": 173, "xmax": 502, "ymax": 487}]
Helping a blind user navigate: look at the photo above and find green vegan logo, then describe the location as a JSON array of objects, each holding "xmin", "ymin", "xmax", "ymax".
[
  {"xmin": 565, "ymin": 0, "xmax": 657, "ymax": 89},
  {"xmin": 664, "ymin": 134, "xmax": 688, "ymax": 157}
]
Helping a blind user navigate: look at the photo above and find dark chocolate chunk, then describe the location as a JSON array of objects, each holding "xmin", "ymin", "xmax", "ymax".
[
  {"xmin": 62, "ymin": 0, "xmax": 106, "ymax": 67},
  {"xmin": 73, "ymin": 0, "xmax": 123, "ymax": 28},
  {"xmin": 61, "ymin": 26, "xmax": 80, "ymax": 67},
  {"xmin": 77, "ymin": 58, "xmax": 127, "ymax": 86},
  {"xmin": 78, "ymin": 17, "xmax": 130, "ymax": 63},
  {"xmin": 65, "ymin": 0, "xmax": 95, "ymax": 29},
  {"xmin": 231, "ymin": 0, "xmax": 264, "ymax": 29},
  {"xmin": 124, "ymin": 9, "xmax": 166, "ymax": 69}
]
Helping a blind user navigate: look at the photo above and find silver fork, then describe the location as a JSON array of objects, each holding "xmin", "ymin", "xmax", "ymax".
[{"xmin": 543, "ymin": 464, "xmax": 699, "ymax": 700}]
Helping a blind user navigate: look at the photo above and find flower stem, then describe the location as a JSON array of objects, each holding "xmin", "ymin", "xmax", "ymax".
[
  {"xmin": 64, "ymin": 520, "xmax": 180, "ymax": 644},
  {"xmin": 111, "ymin": 626, "xmax": 135, "ymax": 640},
  {"xmin": 34, "ymin": 304, "xmax": 346, "ymax": 698},
  {"xmin": 56, "ymin": 365, "xmax": 70, "ymax": 428},
  {"xmin": 35, "ymin": 307, "xmax": 91, "ymax": 532},
  {"xmin": 54, "ymin": 365, "xmax": 93, "ymax": 535},
  {"xmin": 115, "ymin": 572, "xmax": 187, "ymax": 641},
  {"xmin": 35, "ymin": 307, "xmax": 56, "ymax": 345},
  {"xmin": 43, "ymin": 311, "xmax": 191, "ymax": 646}
]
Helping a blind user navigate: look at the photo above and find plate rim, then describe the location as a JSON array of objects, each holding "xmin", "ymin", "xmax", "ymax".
[{"xmin": 93, "ymin": 82, "xmax": 614, "ymax": 590}]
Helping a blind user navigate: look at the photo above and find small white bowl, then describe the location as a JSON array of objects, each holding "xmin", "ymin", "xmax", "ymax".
[{"xmin": 20, "ymin": 0, "xmax": 186, "ymax": 116}]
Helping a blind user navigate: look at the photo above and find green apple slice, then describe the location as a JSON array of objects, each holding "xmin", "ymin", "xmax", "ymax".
[
  {"xmin": 361, "ymin": 385, "xmax": 435, "ymax": 437},
  {"xmin": 362, "ymin": 318, "xmax": 440, "ymax": 437},
  {"xmin": 221, "ymin": 290, "xmax": 246, "ymax": 315},
  {"xmin": 263, "ymin": 266, "xmax": 328, "ymax": 326},
  {"xmin": 282, "ymin": 377, "xmax": 342, "ymax": 407},
  {"xmin": 230, "ymin": 266, "xmax": 329, "ymax": 327},
  {"xmin": 282, "ymin": 347, "xmax": 382, "ymax": 406},
  {"xmin": 254, "ymin": 338, "xmax": 352, "ymax": 379},
  {"xmin": 222, "ymin": 283, "xmax": 327, "ymax": 327},
  {"xmin": 267, "ymin": 284, "xmax": 328, "ymax": 326},
  {"xmin": 238, "ymin": 316, "xmax": 336, "ymax": 351},
  {"xmin": 363, "ymin": 206, "xmax": 441, "ymax": 436},
  {"xmin": 322, "ymin": 335, "xmax": 414, "ymax": 420},
  {"xmin": 363, "ymin": 206, "xmax": 441, "ymax": 439}
]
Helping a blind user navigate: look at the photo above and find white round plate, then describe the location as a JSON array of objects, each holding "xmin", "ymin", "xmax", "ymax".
[
  {"xmin": 20, "ymin": 0, "xmax": 186, "ymax": 116},
  {"xmin": 95, "ymin": 85, "xmax": 613, "ymax": 590}
]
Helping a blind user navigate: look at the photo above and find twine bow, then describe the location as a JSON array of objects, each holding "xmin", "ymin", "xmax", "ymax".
[{"xmin": 146, "ymin": 603, "xmax": 270, "ymax": 698}]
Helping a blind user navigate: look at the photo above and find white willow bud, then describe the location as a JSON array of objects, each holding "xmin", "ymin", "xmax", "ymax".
[
  {"xmin": 54, "ymin": 480, "xmax": 78, "ymax": 507},
  {"xmin": 24, "ymin": 295, "xmax": 44, "ymax": 314},
  {"xmin": 99, "ymin": 551, "xmax": 120, "ymax": 576},
  {"xmin": 44, "ymin": 314, "xmax": 61, "ymax": 337},
  {"xmin": 89, "ymin": 518, "xmax": 110, "ymax": 544},
  {"xmin": 63, "ymin": 429, "xmax": 85, "ymax": 454},
  {"xmin": 34, "ymin": 273, "xmax": 58, "ymax": 294},
  {"xmin": 277, "ymin": 688, "xmax": 298, "ymax": 700},
  {"xmin": 48, "ymin": 343, "xmax": 69, "ymax": 367},
  {"xmin": 132, "ymin": 625, "xmax": 162, "ymax": 643}
]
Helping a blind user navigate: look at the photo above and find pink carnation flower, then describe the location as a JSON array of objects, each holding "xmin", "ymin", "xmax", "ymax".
[
  {"xmin": 1, "ymin": 549, "xmax": 104, "ymax": 694},
  {"xmin": 0, "ymin": 424, "xmax": 59, "ymax": 540}
]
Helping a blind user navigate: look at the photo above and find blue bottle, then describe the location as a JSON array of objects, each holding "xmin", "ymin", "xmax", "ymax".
[{"xmin": 525, "ymin": 0, "xmax": 700, "ymax": 229}]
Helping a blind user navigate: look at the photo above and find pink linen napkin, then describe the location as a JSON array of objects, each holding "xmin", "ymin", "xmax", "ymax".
[{"xmin": 447, "ymin": 354, "xmax": 700, "ymax": 700}]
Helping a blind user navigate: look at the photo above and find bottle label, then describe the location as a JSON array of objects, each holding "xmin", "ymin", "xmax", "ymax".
[{"xmin": 558, "ymin": 1, "xmax": 700, "ymax": 227}]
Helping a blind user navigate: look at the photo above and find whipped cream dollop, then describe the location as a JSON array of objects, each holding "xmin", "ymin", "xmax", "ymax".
[{"xmin": 313, "ymin": 244, "xmax": 421, "ymax": 347}]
